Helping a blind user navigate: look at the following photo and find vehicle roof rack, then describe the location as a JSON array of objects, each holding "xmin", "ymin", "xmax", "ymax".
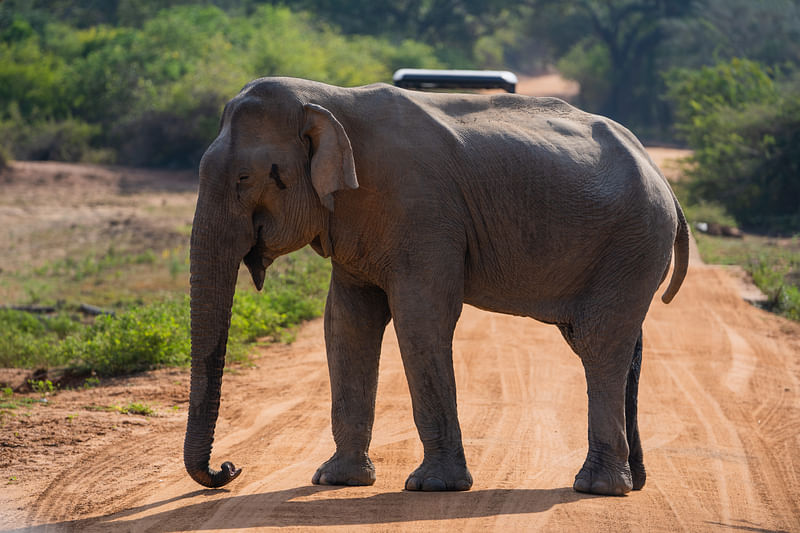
[{"xmin": 393, "ymin": 69, "xmax": 518, "ymax": 93}]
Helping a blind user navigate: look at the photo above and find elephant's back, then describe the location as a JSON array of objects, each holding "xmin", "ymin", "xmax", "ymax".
[{"xmin": 451, "ymin": 101, "xmax": 677, "ymax": 323}]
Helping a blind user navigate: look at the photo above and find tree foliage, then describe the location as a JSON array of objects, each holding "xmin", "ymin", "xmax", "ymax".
[
  {"xmin": 3, "ymin": 0, "xmax": 800, "ymax": 183},
  {"xmin": 0, "ymin": 3, "xmax": 440, "ymax": 168},
  {"xmin": 542, "ymin": 0, "xmax": 691, "ymax": 138},
  {"xmin": 666, "ymin": 59, "xmax": 800, "ymax": 231}
]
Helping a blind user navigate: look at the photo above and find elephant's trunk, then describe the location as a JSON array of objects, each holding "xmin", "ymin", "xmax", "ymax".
[{"xmin": 183, "ymin": 220, "xmax": 243, "ymax": 488}]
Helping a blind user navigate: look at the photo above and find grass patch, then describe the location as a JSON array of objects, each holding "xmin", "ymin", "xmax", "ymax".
[
  {"xmin": 694, "ymin": 233, "xmax": 800, "ymax": 319},
  {"xmin": 1, "ymin": 248, "xmax": 331, "ymax": 376},
  {"xmin": 119, "ymin": 402, "xmax": 156, "ymax": 416},
  {"xmin": 4, "ymin": 245, "xmax": 191, "ymax": 309},
  {"xmin": 83, "ymin": 402, "xmax": 156, "ymax": 416},
  {"xmin": 0, "ymin": 388, "xmax": 38, "ymax": 415},
  {"xmin": 673, "ymin": 176, "xmax": 800, "ymax": 321}
]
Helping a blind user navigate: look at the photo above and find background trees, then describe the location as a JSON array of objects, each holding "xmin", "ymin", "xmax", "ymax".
[
  {"xmin": 1, "ymin": 0, "xmax": 798, "ymax": 231},
  {"xmin": 666, "ymin": 59, "xmax": 800, "ymax": 230},
  {"xmin": 0, "ymin": 2, "xmax": 439, "ymax": 168}
]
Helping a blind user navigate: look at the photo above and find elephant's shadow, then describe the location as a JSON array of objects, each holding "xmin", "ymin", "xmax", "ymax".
[{"xmin": 12, "ymin": 485, "xmax": 598, "ymax": 531}]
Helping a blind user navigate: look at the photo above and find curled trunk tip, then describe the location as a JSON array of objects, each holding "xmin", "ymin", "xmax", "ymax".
[{"xmin": 185, "ymin": 459, "xmax": 242, "ymax": 488}]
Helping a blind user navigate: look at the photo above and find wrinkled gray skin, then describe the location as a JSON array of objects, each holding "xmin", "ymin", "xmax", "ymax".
[{"xmin": 184, "ymin": 77, "xmax": 689, "ymax": 496}]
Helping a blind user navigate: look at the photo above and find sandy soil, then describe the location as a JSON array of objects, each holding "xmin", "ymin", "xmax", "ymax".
[
  {"xmin": 515, "ymin": 73, "xmax": 580, "ymax": 100},
  {"xmin": 1, "ymin": 155, "xmax": 799, "ymax": 531},
  {"xmin": 0, "ymin": 161, "xmax": 197, "ymax": 274}
]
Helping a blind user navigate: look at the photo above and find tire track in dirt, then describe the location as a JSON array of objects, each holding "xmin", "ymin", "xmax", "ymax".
[{"xmin": 639, "ymin": 265, "xmax": 800, "ymax": 532}]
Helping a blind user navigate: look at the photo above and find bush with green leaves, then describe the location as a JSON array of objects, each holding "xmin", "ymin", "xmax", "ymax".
[
  {"xmin": 0, "ymin": 250, "xmax": 331, "ymax": 375},
  {"xmin": 59, "ymin": 300, "xmax": 191, "ymax": 375},
  {"xmin": 0, "ymin": 4, "xmax": 440, "ymax": 169},
  {"xmin": 0, "ymin": 309, "xmax": 79, "ymax": 368},
  {"xmin": 666, "ymin": 58, "xmax": 800, "ymax": 231}
]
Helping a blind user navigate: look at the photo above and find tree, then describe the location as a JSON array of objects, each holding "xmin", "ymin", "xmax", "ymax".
[
  {"xmin": 0, "ymin": 3, "xmax": 441, "ymax": 168},
  {"xmin": 536, "ymin": 0, "xmax": 693, "ymax": 137},
  {"xmin": 666, "ymin": 59, "xmax": 800, "ymax": 230},
  {"xmin": 661, "ymin": 0, "xmax": 800, "ymax": 70}
]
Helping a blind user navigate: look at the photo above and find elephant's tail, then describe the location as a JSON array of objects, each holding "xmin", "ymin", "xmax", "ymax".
[{"xmin": 661, "ymin": 197, "xmax": 689, "ymax": 304}]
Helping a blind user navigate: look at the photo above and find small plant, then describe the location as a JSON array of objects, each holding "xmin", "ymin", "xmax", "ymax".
[
  {"xmin": 83, "ymin": 376, "xmax": 100, "ymax": 389},
  {"xmin": 119, "ymin": 402, "xmax": 155, "ymax": 416},
  {"xmin": 28, "ymin": 379, "xmax": 54, "ymax": 396},
  {"xmin": 82, "ymin": 404, "xmax": 113, "ymax": 412},
  {"xmin": 83, "ymin": 402, "xmax": 155, "ymax": 415},
  {"xmin": 751, "ymin": 256, "xmax": 800, "ymax": 320},
  {"xmin": 0, "ymin": 397, "xmax": 36, "ymax": 410},
  {"xmin": 7, "ymin": 476, "xmax": 18, "ymax": 484},
  {"xmin": 2, "ymin": 387, "xmax": 12, "ymax": 398},
  {"xmin": 66, "ymin": 413, "xmax": 78, "ymax": 422}
]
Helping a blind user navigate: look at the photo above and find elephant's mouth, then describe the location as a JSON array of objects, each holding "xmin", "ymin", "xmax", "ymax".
[{"xmin": 243, "ymin": 243, "xmax": 274, "ymax": 291}]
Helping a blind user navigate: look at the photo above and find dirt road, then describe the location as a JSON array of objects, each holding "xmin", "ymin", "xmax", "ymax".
[{"xmin": 2, "ymin": 247, "xmax": 798, "ymax": 531}]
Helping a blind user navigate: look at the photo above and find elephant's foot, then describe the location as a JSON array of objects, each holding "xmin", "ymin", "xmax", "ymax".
[
  {"xmin": 405, "ymin": 458, "xmax": 473, "ymax": 491},
  {"xmin": 630, "ymin": 462, "xmax": 646, "ymax": 491},
  {"xmin": 573, "ymin": 453, "xmax": 633, "ymax": 496},
  {"xmin": 312, "ymin": 452, "xmax": 376, "ymax": 486}
]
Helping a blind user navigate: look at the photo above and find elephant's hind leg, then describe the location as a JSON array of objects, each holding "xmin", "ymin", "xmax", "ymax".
[
  {"xmin": 312, "ymin": 266, "xmax": 391, "ymax": 487},
  {"xmin": 626, "ymin": 330, "xmax": 646, "ymax": 490},
  {"xmin": 563, "ymin": 320, "xmax": 642, "ymax": 496}
]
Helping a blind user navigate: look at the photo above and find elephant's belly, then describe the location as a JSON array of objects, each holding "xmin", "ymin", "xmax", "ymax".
[{"xmin": 462, "ymin": 279, "xmax": 572, "ymax": 325}]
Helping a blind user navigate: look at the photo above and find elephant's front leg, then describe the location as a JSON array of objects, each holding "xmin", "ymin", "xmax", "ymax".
[
  {"xmin": 389, "ymin": 275, "xmax": 473, "ymax": 492},
  {"xmin": 312, "ymin": 266, "xmax": 390, "ymax": 486}
]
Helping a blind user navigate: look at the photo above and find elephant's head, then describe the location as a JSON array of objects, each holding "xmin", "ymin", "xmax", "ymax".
[{"xmin": 184, "ymin": 84, "xmax": 358, "ymax": 488}]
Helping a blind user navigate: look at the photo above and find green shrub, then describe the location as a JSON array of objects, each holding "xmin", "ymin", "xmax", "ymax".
[
  {"xmin": 59, "ymin": 299, "xmax": 191, "ymax": 376},
  {"xmin": 1, "ymin": 250, "xmax": 331, "ymax": 375},
  {"xmin": 665, "ymin": 59, "xmax": 800, "ymax": 231},
  {"xmin": 0, "ymin": 116, "xmax": 113, "ymax": 163},
  {"xmin": 61, "ymin": 250, "xmax": 330, "ymax": 376},
  {"xmin": 0, "ymin": 310, "xmax": 78, "ymax": 367},
  {"xmin": 751, "ymin": 256, "xmax": 800, "ymax": 320},
  {"xmin": 0, "ymin": 4, "xmax": 441, "ymax": 169}
]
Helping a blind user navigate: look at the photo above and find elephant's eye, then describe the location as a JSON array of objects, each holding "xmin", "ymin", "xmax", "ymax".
[{"xmin": 238, "ymin": 174, "xmax": 250, "ymax": 182}]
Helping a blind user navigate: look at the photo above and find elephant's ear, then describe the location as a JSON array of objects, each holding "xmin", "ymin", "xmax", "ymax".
[{"xmin": 302, "ymin": 103, "xmax": 358, "ymax": 211}]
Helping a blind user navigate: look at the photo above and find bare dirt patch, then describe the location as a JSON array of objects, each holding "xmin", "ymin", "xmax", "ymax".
[
  {"xmin": 0, "ymin": 161, "xmax": 197, "ymax": 305},
  {"xmin": 0, "ymin": 161, "xmax": 196, "ymax": 275},
  {"xmin": 515, "ymin": 73, "xmax": 580, "ymax": 100}
]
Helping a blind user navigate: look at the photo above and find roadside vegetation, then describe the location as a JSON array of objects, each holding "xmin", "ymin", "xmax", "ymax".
[
  {"xmin": 0, "ymin": 248, "xmax": 331, "ymax": 376},
  {"xmin": 0, "ymin": 2, "xmax": 440, "ymax": 168},
  {"xmin": 695, "ymin": 234, "xmax": 800, "ymax": 320},
  {"xmin": 665, "ymin": 57, "xmax": 800, "ymax": 320}
]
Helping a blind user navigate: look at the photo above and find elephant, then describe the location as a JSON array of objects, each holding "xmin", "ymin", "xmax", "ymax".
[{"xmin": 184, "ymin": 76, "xmax": 689, "ymax": 496}]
